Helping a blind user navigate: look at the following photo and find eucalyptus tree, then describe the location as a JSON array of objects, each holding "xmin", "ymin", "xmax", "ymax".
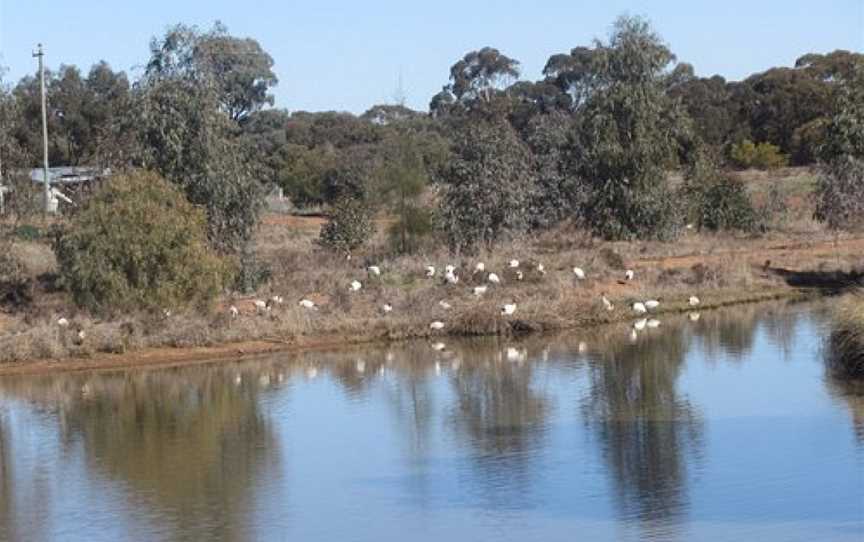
[
  {"xmin": 522, "ymin": 110, "xmax": 586, "ymax": 230},
  {"xmin": 139, "ymin": 23, "xmax": 266, "ymax": 264},
  {"xmin": 432, "ymin": 47, "xmax": 520, "ymax": 115},
  {"xmin": 449, "ymin": 47, "xmax": 520, "ymax": 103},
  {"xmin": 0, "ymin": 70, "xmax": 29, "ymax": 175},
  {"xmin": 567, "ymin": 15, "xmax": 695, "ymax": 240},
  {"xmin": 814, "ymin": 64, "xmax": 864, "ymax": 230},
  {"xmin": 146, "ymin": 22, "xmax": 276, "ymax": 122},
  {"xmin": 438, "ymin": 118, "xmax": 534, "ymax": 252},
  {"xmin": 542, "ymin": 45, "xmax": 602, "ymax": 107}
]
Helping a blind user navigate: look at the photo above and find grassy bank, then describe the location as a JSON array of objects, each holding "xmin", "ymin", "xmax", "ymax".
[
  {"xmin": 828, "ymin": 291, "xmax": 864, "ymax": 379},
  {"xmin": 0, "ymin": 219, "xmax": 849, "ymax": 366}
]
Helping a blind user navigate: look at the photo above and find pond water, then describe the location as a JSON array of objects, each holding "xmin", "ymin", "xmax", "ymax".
[{"xmin": 0, "ymin": 301, "xmax": 862, "ymax": 541}]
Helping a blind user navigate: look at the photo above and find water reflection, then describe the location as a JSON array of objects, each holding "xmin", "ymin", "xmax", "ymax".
[
  {"xmin": 582, "ymin": 319, "xmax": 704, "ymax": 538},
  {"xmin": 827, "ymin": 377, "xmax": 864, "ymax": 444},
  {"xmin": 0, "ymin": 366, "xmax": 284, "ymax": 541},
  {"xmin": 0, "ymin": 301, "xmax": 859, "ymax": 541}
]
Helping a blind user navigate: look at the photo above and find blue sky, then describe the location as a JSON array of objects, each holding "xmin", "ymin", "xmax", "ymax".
[{"xmin": 1, "ymin": 1, "xmax": 861, "ymax": 114}]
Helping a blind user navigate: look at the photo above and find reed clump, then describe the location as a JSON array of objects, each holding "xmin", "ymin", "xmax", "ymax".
[{"xmin": 828, "ymin": 291, "xmax": 864, "ymax": 379}]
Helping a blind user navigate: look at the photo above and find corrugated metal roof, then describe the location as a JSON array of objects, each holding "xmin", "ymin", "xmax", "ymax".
[{"xmin": 29, "ymin": 167, "xmax": 111, "ymax": 184}]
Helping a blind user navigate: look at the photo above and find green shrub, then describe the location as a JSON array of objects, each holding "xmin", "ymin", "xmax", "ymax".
[
  {"xmin": 729, "ymin": 139, "xmax": 788, "ymax": 170},
  {"xmin": 13, "ymin": 224, "xmax": 43, "ymax": 241},
  {"xmin": 729, "ymin": 139, "xmax": 758, "ymax": 168},
  {"xmin": 318, "ymin": 197, "xmax": 375, "ymax": 255},
  {"xmin": 753, "ymin": 142, "xmax": 788, "ymax": 169},
  {"xmin": 53, "ymin": 170, "xmax": 233, "ymax": 315},
  {"xmin": 694, "ymin": 177, "xmax": 758, "ymax": 232}
]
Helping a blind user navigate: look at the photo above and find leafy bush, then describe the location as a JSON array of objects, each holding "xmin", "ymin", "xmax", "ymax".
[
  {"xmin": 438, "ymin": 119, "xmax": 534, "ymax": 252},
  {"xmin": 694, "ymin": 177, "xmax": 758, "ymax": 232},
  {"xmin": 318, "ymin": 197, "xmax": 375, "ymax": 255},
  {"xmin": 53, "ymin": 170, "xmax": 232, "ymax": 315},
  {"xmin": 729, "ymin": 139, "xmax": 788, "ymax": 170},
  {"xmin": 277, "ymin": 144, "xmax": 337, "ymax": 208}
]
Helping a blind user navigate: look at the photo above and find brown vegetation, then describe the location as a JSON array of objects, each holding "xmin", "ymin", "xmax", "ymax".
[
  {"xmin": 0, "ymin": 178, "xmax": 859, "ymax": 369},
  {"xmin": 827, "ymin": 291, "xmax": 864, "ymax": 378}
]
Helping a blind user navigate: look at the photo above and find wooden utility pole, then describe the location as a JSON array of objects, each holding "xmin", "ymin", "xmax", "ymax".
[{"xmin": 33, "ymin": 43, "xmax": 50, "ymax": 218}]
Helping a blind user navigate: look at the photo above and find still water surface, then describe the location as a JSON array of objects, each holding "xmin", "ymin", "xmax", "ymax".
[{"xmin": 0, "ymin": 302, "xmax": 862, "ymax": 541}]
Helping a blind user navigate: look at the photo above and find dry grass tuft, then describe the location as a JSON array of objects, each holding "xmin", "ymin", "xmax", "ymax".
[{"xmin": 828, "ymin": 291, "xmax": 864, "ymax": 379}]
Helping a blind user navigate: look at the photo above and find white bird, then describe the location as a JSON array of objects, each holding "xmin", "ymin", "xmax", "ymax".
[
  {"xmin": 431, "ymin": 342, "xmax": 446, "ymax": 351},
  {"xmin": 445, "ymin": 271, "xmax": 459, "ymax": 284},
  {"xmin": 536, "ymin": 262, "xmax": 546, "ymax": 275},
  {"xmin": 647, "ymin": 318, "xmax": 661, "ymax": 329},
  {"xmin": 253, "ymin": 300, "xmax": 269, "ymax": 314},
  {"xmin": 601, "ymin": 294, "xmax": 614, "ymax": 311},
  {"xmin": 500, "ymin": 303, "xmax": 517, "ymax": 316},
  {"xmin": 425, "ymin": 265, "xmax": 436, "ymax": 278},
  {"xmin": 429, "ymin": 321, "xmax": 445, "ymax": 330},
  {"xmin": 368, "ymin": 265, "xmax": 381, "ymax": 276},
  {"xmin": 689, "ymin": 296, "xmax": 701, "ymax": 307},
  {"xmin": 57, "ymin": 317, "xmax": 70, "ymax": 327},
  {"xmin": 516, "ymin": 270, "xmax": 524, "ymax": 281},
  {"xmin": 688, "ymin": 311, "xmax": 701, "ymax": 322},
  {"xmin": 632, "ymin": 302, "xmax": 647, "ymax": 314},
  {"xmin": 439, "ymin": 300, "xmax": 452, "ymax": 310},
  {"xmin": 473, "ymin": 285, "xmax": 488, "ymax": 296},
  {"xmin": 624, "ymin": 269, "xmax": 635, "ymax": 281},
  {"xmin": 573, "ymin": 267, "xmax": 586, "ymax": 280},
  {"xmin": 229, "ymin": 305, "xmax": 240, "ymax": 318},
  {"xmin": 509, "ymin": 259, "xmax": 520, "ymax": 268},
  {"xmin": 234, "ymin": 374, "xmax": 242, "ymax": 386},
  {"xmin": 633, "ymin": 318, "xmax": 648, "ymax": 331},
  {"xmin": 487, "ymin": 273, "xmax": 501, "ymax": 284},
  {"xmin": 162, "ymin": 308, "xmax": 172, "ymax": 318},
  {"xmin": 270, "ymin": 295, "xmax": 284, "ymax": 305},
  {"xmin": 382, "ymin": 303, "xmax": 393, "ymax": 314},
  {"xmin": 474, "ymin": 262, "xmax": 486, "ymax": 273},
  {"xmin": 506, "ymin": 347, "xmax": 526, "ymax": 362},
  {"xmin": 299, "ymin": 299, "xmax": 316, "ymax": 310},
  {"xmin": 76, "ymin": 329, "xmax": 86, "ymax": 342},
  {"xmin": 349, "ymin": 280, "xmax": 362, "ymax": 292},
  {"xmin": 445, "ymin": 264, "xmax": 456, "ymax": 274},
  {"xmin": 644, "ymin": 299, "xmax": 660, "ymax": 311}
]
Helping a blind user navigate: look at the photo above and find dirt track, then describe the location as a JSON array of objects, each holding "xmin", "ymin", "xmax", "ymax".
[{"xmin": 636, "ymin": 236, "xmax": 864, "ymax": 270}]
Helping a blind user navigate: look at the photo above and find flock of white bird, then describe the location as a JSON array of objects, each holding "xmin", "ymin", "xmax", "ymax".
[{"xmin": 53, "ymin": 259, "xmax": 703, "ymax": 351}]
